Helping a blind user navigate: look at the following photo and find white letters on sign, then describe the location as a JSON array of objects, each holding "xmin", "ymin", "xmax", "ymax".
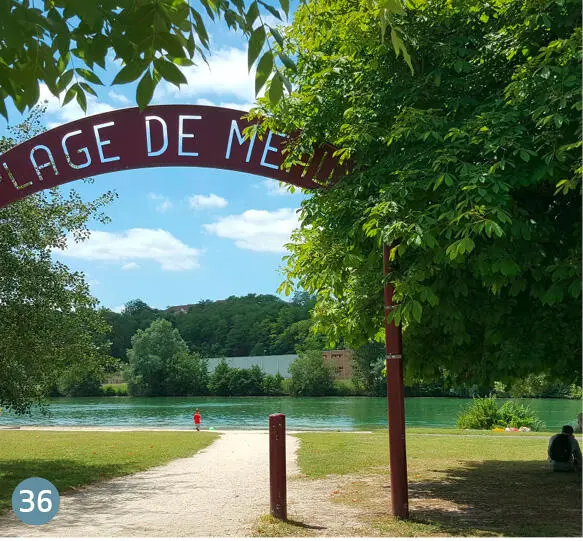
[
  {"xmin": 62, "ymin": 130, "xmax": 92, "ymax": 169},
  {"xmin": 2, "ymin": 162, "xmax": 33, "ymax": 190},
  {"xmin": 225, "ymin": 120, "xmax": 257, "ymax": 162},
  {"xmin": 178, "ymin": 115, "xmax": 201, "ymax": 157},
  {"xmin": 30, "ymin": 145, "xmax": 59, "ymax": 181},
  {"xmin": 260, "ymin": 131, "xmax": 285, "ymax": 170},
  {"xmin": 145, "ymin": 116, "xmax": 169, "ymax": 157},
  {"xmin": 93, "ymin": 122, "xmax": 120, "ymax": 163}
]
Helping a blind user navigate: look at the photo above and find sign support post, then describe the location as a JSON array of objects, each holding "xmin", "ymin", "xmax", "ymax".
[
  {"xmin": 269, "ymin": 413, "xmax": 287, "ymax": 521},
  {"xmin": 383, "ymin": 244, "xmax": 409, "ymax": 519}
]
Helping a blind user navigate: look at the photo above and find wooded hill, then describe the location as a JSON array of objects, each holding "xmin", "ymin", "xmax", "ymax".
[{"xmin": 100, "ymin": 292, "xmax": 325, "ymax": 363}]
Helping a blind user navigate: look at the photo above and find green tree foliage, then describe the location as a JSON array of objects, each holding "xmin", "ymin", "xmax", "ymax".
[
  {"xmin": 101, "ymin": 300, "xmax": 161, "ymax": 362},
  {"xmin": 125, "ymin": 318, "xmax": 208, "ymax": 396},
  {"xmin": 207, "ymin": 360, "xmax": 233, "ymax": 396},
  {"xmin": 165, "ymin": 351, "xmax": 209, "ymax": 396},
  {"xmin": 228, "ymin": 364, "xmax": 265, "ymax": 395},
  {"xmin": 0, "ymin": 108, "xmax": 116, "ymax": 413},
  {"xmin": 288, "ymin": 350, "xmax": 334, "ymax": 396},
  {"xmin": 262, "ymin": 373, "xmax": 284, "ymax": 395},
  {"xmin": 207, "ymin": 360, "xmax": 279, "ymax": 396},
  {"xmin": 254, "ymin": 0, "xmax": 582, "ymax": 386},
  {"xmin": 55, "ymin": 363, "xmax": 106, "ymax": 397},
  {"xmin": 494, "ymin": 373, "xmax": 583, "ymax": 399},
  {"xmin": 0, "ymin": 0, "xmax": 296, "ymax": 118},
  {"xmin": 167, "ymin": 293, "xmax": 320, "ymax": 357},
  {"xmin": 351, "ymin": 342, "xmax": 386, "ymax": 396},
  {"xmin": 1, "ymin": 1, "xmax": 411, "ymax": 118}
]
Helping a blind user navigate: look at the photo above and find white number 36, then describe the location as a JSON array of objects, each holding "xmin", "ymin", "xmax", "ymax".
[{"xmin": 19, "ymin": 489, "xmax": 53, "ymax": 513}]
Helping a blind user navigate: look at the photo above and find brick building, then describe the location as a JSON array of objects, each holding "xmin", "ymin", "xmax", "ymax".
[{"xmin": 322, "ymin": 349, "xmax": 353, "ymax": 380}]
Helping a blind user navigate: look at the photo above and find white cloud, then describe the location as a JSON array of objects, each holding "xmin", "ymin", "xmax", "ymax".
[
  {"xmin": 40, "ymin": 84, "xmax": 115, "ymax": 129},
  {"xmin": 203, "ymin": 208, "xmax": 299, "ymax": 253},
  {"xmin": 158, "ymin": 200, "xmax": 173, "ymax": 212},
  {"xmin": 189, "ymin": 193, "xmax": 228, "ymax": 210},
  {"xmin": 148, "ymin": 193, "xmax": 174, "ymax": 212},
  {"xmin": 54, "ymin": 228, "xmax": 202, "ymax": 271},
  {"xmin": 262, "ymin": 179, "xmax": 291, "ymax": 196},
  {"xmin": 111, "ymin": 305, "xmax": 125, "ymax": 313},
  {"xmin": 155, "ymin": 47, "xmax": 257, "ymax": 106},
  {"xmin": 108, "ymin": 90, "xmax": 131, "ymax": 105},
  {"xmin": 121, "ymin": 262, "xmax": 139, "ymax": 271}
]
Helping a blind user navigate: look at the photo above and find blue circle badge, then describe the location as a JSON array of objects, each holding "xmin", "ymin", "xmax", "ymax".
[{"xmin": 12, "ymin": 477, "xmax": 60, "ymax": 525}]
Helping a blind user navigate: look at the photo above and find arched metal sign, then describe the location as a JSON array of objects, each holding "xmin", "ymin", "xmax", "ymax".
[
  {"xmin": 0, "ymin": 103, "xmax": 409, "ymax": 519},
  {"xmin": 0, "ymin": 105, "xmax": 346, "ymax": 209}
]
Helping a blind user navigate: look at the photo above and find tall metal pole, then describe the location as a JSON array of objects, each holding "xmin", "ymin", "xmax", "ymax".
[{"xmin": 383, "ymin": 244, "xmax": 409, "ymax": 519}]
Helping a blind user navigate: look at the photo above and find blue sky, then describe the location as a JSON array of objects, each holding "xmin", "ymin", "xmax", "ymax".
[{"xmin": 0, "ymin": 5, "xmax": 306, "ymax": 312}]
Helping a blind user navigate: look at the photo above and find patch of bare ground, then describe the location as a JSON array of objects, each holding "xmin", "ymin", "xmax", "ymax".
[
  {"xmin": 255, "ymin": 471, "xmax": 469, "ymax": 537},
  {"xmin": 254, "ymin": 463, "xmax": 582, "ymax": 537}
]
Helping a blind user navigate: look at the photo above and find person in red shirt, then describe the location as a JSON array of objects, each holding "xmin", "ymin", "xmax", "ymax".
[{"xmin": 193, "ymin": 409, "xmax": 201, "ymax": 431}]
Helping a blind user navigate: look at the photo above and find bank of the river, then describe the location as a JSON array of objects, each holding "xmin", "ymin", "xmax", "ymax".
[{"xmin": 1, "ymin": 396, "xmax": 580, "ymax": 430}]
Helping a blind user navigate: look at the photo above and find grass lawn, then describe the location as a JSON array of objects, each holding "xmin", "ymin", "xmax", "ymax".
[
  {"xmin": 257, "ymin": 430, "xmax": 582, "ymax": 537},
  {"xmin": 0, "ymin": 430, "xmax": 217, "ymax": 513}
]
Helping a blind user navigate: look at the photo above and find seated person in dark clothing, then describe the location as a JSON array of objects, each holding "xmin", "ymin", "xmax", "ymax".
[{"xmin": 548, "ymin": 425, "xmax": 582, "ymax": 472}]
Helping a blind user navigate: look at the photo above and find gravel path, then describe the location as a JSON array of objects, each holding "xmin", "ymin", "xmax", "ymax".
[{"xmin": 0, "ymin": 431, "xmax": 300, "ymax": 537}]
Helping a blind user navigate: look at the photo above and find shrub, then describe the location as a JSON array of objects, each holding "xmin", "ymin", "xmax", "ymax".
[
  {"xmin": 102, "ymin": 385, "xmax": 117, "ymax": 396},
  {"xmin": 263, "ymin": 373, "xmax": 284, "ymax": 395},
  {"xmin": 208, "ymin": 360, "xmax": 232, "ymax": 395},
  {"xmin": 101, "ymin": 383, "xmax": 128, "ymax": 396},
  {"xmin": 568, "ymin": 384, "xmax": 582, "ymax": 400},
  {"xmin": 333, "ymin": 380, "xmax": 364, "ymax": 396},
  {"xmin": 281, "ymin": 378, "xmax": 293, "ymax": 395},
  {"xmin": 227, "ymin": 365, "xmax": 265, "ymax": 396},
  {"xmin": 457, "ymin": 397, "xmax": 500, "ymax": 429},
  {"xmin": 208, "ymin": 362, "xmax": 266, "ymax": 396},
  {"xmin": 497, "ymin": 401, "xmax": 545, "ymax": 431},
  {"xmin": 457, "ymin": 397, "xmax": 545, "ymax": 431}
]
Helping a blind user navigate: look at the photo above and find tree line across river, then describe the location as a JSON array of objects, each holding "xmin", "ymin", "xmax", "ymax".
[{"xmin": 51, "ymin": 294, "xmax": 582, "ymax": 400}]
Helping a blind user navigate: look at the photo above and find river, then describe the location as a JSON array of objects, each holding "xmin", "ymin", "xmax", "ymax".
[{"xmin": 1, "ymin": 396, "xmax": 580, "ymax": 430}]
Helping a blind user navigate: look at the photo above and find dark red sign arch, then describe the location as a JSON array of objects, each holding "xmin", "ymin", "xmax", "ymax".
[
  {"xmin": 0, "ymin": 105, "xmax": 347, "ymax": 209},
  {"xmin": 0, "ymin": 104, "xmax": 410, "ymax": 519}
]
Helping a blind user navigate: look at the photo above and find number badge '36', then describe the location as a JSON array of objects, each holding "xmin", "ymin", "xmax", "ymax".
[{"xmin": 12, "ymin": 477, "xmax": 60, "ymax": 525}]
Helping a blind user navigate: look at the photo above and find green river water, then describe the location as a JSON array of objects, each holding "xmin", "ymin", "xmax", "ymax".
[{"xmin": 1, "ymin": 397, "xmax": 580, "ymax": 431}]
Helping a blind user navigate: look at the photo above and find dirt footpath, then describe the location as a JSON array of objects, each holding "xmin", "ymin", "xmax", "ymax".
[{"xmin": 0, "ymin": 431, "xmax": 300, "ymax": 537}]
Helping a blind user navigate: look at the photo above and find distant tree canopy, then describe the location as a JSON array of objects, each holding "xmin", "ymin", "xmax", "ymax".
[
  {"xmin": 101, "ymin": 292, "xmax": 325, "ymax": 362},
  {"xmin": 254, "ymin": 0, "xmax": 582, "ymax": 386},
  {"xmin": 125, "ymin": 318, "xmax": 209, "ymax": 396}
]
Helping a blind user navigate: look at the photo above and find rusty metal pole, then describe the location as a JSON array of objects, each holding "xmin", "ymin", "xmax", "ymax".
[
  {"xmin": 383, "ymin": 244, "xmax": 409, "ymax": 519},
  {"xmin": 269, "ymin": 413, "xmax": 287, "ymax": 521}
]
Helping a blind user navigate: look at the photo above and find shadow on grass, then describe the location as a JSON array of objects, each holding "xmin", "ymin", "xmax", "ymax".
[
  {"xmin": 408, "ymin": 460, "xmax": 582, "ymax": 537},
  {"xmin": 0, "ymin": 459, "xmax": 138, "ymax": 514}
]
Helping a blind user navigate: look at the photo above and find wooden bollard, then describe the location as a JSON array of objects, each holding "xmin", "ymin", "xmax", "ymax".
[{"xmin": 269, "ymin": 413, "xmax": 287, "ymax": 521}]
